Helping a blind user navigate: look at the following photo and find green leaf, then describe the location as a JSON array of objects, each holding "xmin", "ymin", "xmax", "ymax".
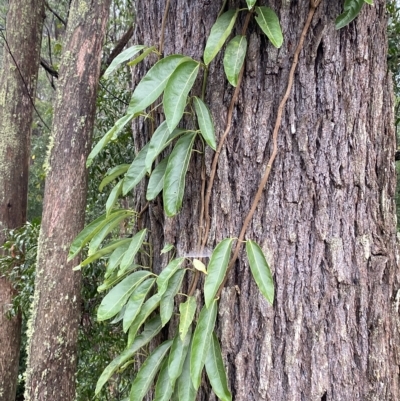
[
  {"xmin": 98, "ymin": 264, "xmax": 140, "ymax": 292},
  {"xmin": 87, "ymin": 114, "xmax": 134, "ymax": 167},
  {"xmin": 203, "ymin": 9, "xmax": 239, "ymax": 65},
  {"xmin": 127, "ymin": 46, "xmax": 156, "ymax": 67},
  {"xmin": 157, "ymin": 257, "xmax": 185, "ymax": 296},
  {"xmin": 103, "ymin": 45, "xmax": 146, "ymax": 78},
  {"xmin": 179, "ymin": 296, "xmax": 196, "ymax": 341},
  {"xmin": 163, "ymin": 60, "xmax": 200, "ymax": 132},
  {"xmin": 130, "ymin": 340, "xmax": 173, "ymax": 401},
  {"xmin": 99, "ymin": 164, "xmax": 130, "ymax": 192},
  {"xmin": 146, "ymin": 156, "xmax": 169, "ymax": 201},
  {"xmin": 154, "ymin": 357, "xmax": 174, "ymax": 401},
  {"xmin": 161, "ymin": 243, "xmax": 175, "ymax": 254},
  {"xmin": 245, "ymin": 240, "xmax": 274, "ymax": 304},
  {"xmin": 205, "ymin": 333, "xmax": 232, "ymax": 401},
  {"xmin": 122, "ymin": 143, "xmax": 150, "ymax": 195},
  {"xmin": 160, "ymin": 269, "xmax": 186, "ymax": 326},
  {"xmin": 223, "ymin": 35, "xmax": 247, "ymax": 87},
  {"xmin": 177, "ymin": 338, "xmax": 197, "ymax": 401},
  {"xmin": 363, "ymin": 0, "xmax": 373, "ymax": 4},
  {"xmin": 97, "ymin": 270, "xmax": 153, "ymax": 321},
  {"xmin": 255, "ymin": 6, "xmax": 283, "ymax": 48},
  {"xmin": 105, "ymin": 241, "xmax": 131, "ymax": 279},
  {"xmin": 105, "ymin": 181, "xmax": 123, "ymax": 216},
  {"xmin": 190, "ymin": 300, "xmax": 218, "ymax": 389},
  {"xmin": 193, "ymin": 97, "xmax": 216, "ymax": 150},
  {"xmin": 335, "ymin": 0, "xmax": 365, "ymax": 30},
  {"xmin": 128, "ymin": 55, "xmax": 190, "ymax": 115},
  {"xmin": 128, "ymin": 294, "xmax": 161, "ymax": 346},
  {"xmin": 246, "ymin": 0, "xmax": 256, "ymax": 9},
  {"xmin": 145, "ymin": 121, "xmax": 171, "ymax": 172},
  {"xmin": 95, "ymin": 315, "xmax": 162, "ymax": 395},
  {"xmin": 204, "ymin": 238, "xmax": 234, "ymax": 308},
  {"xmin": 168, "ymin": 326, "xmax": 192, "ymax": 386},
  {"xmin": 193, "ymin": 259, "xmax": 207, "ymax": 275},
  {"xmin": 119, "ymin": 229, "xmax": 147, "ymax": 275},
  {"xmin": 123, "ymin": 278, "xmax": 155, "ymax": 332},
  {"xmin": 163, "ymin": 132, "xmax": 196, "ymax": 216}
]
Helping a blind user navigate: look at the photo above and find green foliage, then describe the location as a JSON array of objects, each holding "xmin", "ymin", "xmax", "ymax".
[
  {"xmin": 223, "ymin": 35, "xmax": 247, "ymax": 87},
  {"xmin": 335, "ymin": 0, "xmax": 373, "ymax": 30},
  {"xmin": 254, "ymin": 6, "xmax": 283, "ymax": 48}
]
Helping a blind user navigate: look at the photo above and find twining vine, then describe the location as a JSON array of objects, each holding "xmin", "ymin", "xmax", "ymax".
[{"xmin": 68, "ymin": 1, "xmax": 373, "ymax": 400}]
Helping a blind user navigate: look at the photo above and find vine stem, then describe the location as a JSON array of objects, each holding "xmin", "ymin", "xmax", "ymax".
[
  {"xmin": 159, "ymin": 0, "xmax": 171, "ymax": 55},
  {"xmin": 215, "ymin": 0, "xmax": 322, "ymax": 298}
]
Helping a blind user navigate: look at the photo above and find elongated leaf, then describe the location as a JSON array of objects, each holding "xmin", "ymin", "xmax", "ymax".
[
  {"xmin": 157, "ymin": 257, "xmax": 185, "ymax": 296},
  {"xmin": 110, "ymin": 304, "xmax": 126, "ymax": 324},
  {"xmin": 160, "ymin": 269, "xmax": 185, "ymax": 326},
  {"xmin": 246, "ymin": 0, "xmax": 256, "ymax": 9},
  {"xmin": 104, "ymin": 45, "xmax": 146, "ymax": 78},
  {"xmin": 146, "ymin": 155, "xmax": 169, "ymax": 201},
  {"xmin": 245, "ymin": 240, "xmax": 274, "ymax": 304},
  {"xmin": 87, "ymin": 114, "xmax": 134, "ymax": 167},
  {"xmin": 335, "ymin": 0, "xmax": 365, "ymax": 29},
  {"xmin": 145, "ymin": 121, "xmax": 171, "ymax": 173},
  {"xmin": 98, "ymin": 264, "xmax": 140, "ymax": 292},
  {"xmin": 179, "ymin": 296, "xmax": 196, "ymax": 341},
  {"xmin": 128, "ymin": 55, "xmax": 190, "ymax": 115},
  {"xmin": 168, "ymin": 326, "xmax": 192, "ymax": 386},
  {"xmin": 97, "ymin": 270, "xmax": 153, "ymax": 321},
  {"xmin": 164, "ymin": 61, "xmax": 200, "ymax": 132},
  {"xmin": 193, "ymin": 97, "xmax": 216, "ymax": 150},
  {"xmin": 127, "ymin": 46, "xmax": 156, "ymax": 67},
  {"xmin": 193, "ymin": 259, "xmax": 207, "ymax": 275},
  {"xmin": 105, "ymin": 181, "xmax": 123, "ymax": 216},
  {"xmin": 119, "ymin": 229, "xmax": 147, "ymax": 275},
  {"xmin": 190, "ymin": 300, "xmax": 218, "ymax": 389},
  {"xmin": 105, "ymin": 241, "xmax": 131, "ymax": 279},
  {"xmin": 223, "ymin": 35, "xmax": 247, "ymax": 87},
  {"xmin": 204, "ymin": 238, "xmax": 234, "ymax": 308},
  {"xmin": 154, "ymin": 357, "xmax": 174, "ymax": 401},
  {"xmin": 95, "ymin": 315, "xmax": 162, "ymax": 395},
  {"xmin": 128, "ymin": 294, "xmax": 161, "ymax": 346},
  {"xmin": 203, "ymin": 9, "xmax": 238, "ymax": 65},
  {"xmin": 255, "ymin": 6, "xmax": 283, "ymax": 48},
  {"xmin": 205, "ymin": 333, "xmax": 232, "ymax": 401},
  {"xmin": 163, "ymin": 132, "xmax": 196, "ymax": 216},
  {"xmin": 122, "ymin": 144, "xmax": 150, "ymax": 195},
  {"xmin": 364, "ymin": 0, "xmax": 373, "ymax": 4},
  {"xmin": 130, "ymin": 340, "xmax": 173, "ymax": 401},
  {"xmin": 178, "ymin": 338, "xmax": 197, "ymax": 401},
  {"xmin": 99, "ymin": 164, "xmax": 130, "ymax": 191},
  {"xmin": 123, "ymin": 278, "xmax": 155, "ymax": 332}
]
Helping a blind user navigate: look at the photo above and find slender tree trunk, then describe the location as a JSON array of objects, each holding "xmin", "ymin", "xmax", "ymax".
[
  {"xmin": 24, "ymin": 1, "xmax": 110, "ymax": 399},
  {"xmin": 0, "ymin": 1, "xmax": 44, "ymax": 399},
  {"xmin": 132, "ymin": 0, "xmax": 400, "ymax": 399}
]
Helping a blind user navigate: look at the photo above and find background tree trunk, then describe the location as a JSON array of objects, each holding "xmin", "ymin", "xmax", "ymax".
[
  {"xmin": 132, "ymin": 0, "xmax": 400, "ymax": 399},
  {"xmin": 0, "ymin": 1, "xmax": 44, "ymax": 399},
  {"xmin": 24, "ymin": 0, "xmax": 110, "ymax": 399}
]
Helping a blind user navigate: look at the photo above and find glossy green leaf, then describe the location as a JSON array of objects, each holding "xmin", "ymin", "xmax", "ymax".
[
  {"xmin": 146, "ymin": 156, "xmax": 169, "ymax": 201},
  {"xmin": 205, "ymin": 333, "xmax": 232, "ymax": 401},
  {"xmin": 109, "ymin": 304, "xmax": 126, "ymax": 324},
  {"xmin": 145, "ymin": 121, "xmax": 171, "ymax": 172},
  {"xmin": 204, "ymin": 238, "xmax": 234, "ymax": 308},
  {"xmin": 223, "ymin": 35, "xmax": 247, "ymax": 87},
  {"xmin": 161, "ymin": 243, "xmax": 174, "ymax": 254},
  {"xmin": 163, "ymin": 132, "xmax": 196, "ymax": 216},
  {"xmin": 119, "ymin": 229, "xmax": 147, "ymax": 275},
  {"xmin": 335, "ymin": 0, "xmax": 365, "ymax": 30},
  {"xmin": 122, "ymin": 143, "xmax": 150, "ymax": 195},
  {"xmin": 128, "ymin": 55, "xmax": 190, "ymax": 115},
  {"xmin": 255, "ymin": 6, "xmax": 283, "ymax": 48},
  {"xmin": 160, "ymin": 269, "xmax": 186, "ymax": 326},
  {"xmin": 127, "ymin": 294, "xmax": 161, "ymax": 346},
  {"xmin": 154, "ymin": 357, "xmax": 174, "ymax": 401},
  {"xmin": 97, "ymin": 270, "xmax": 153, "ymax": 321},
  {"xmin": 190, "ymin": 300, "xmax": 218, "ymax": 389},
  {"xmin": 130, "ymin": 340, "xmax": 173, "ymax": 401},
  {"xmin": 104, "ymin": 45, "xmax": 146, "ymax": 78},
  {"xmin": 364, "ymin": 0, "xmax": 373, "ymax": 4},
  {"xmin": 95, "ymin": 315, "xmax": 162, "ymax": 395},
  {"xmin": 87, "ymin": 114, "xmax": 134, "ymax": 167},
  {"xmin": 193, "ymin": 97, "xmax": 216, "ymax": 150},
  {"xmin": 245, "ymin": 240, "xmax": 274, "ymax": 304},
  {"xmin": 123, "ymin": 278, "xmax": 155, "ymax": 332},
  {"xmin": 105, "ymin": 181, "xmax": 123, "ymax": 216},
  {"xmin": 246, "ymin": 0, "xmax": 256, "ymax": 9},
  {"xmin": 99, "ymin": 164, "xmax": 130, "ymax": 191},
  {"xmin": 178, "ymin": 338, "xmax": 197, "ymax": 401},
  {"xmin": 127, "ymin": 46, "xmax": 156, "ymax": 67},
  {"xmin": 179, "ymin": 296, "xmax": 196, "ymax": 341},
  {"xmin": 98, "ymin": 264, "xmax": 140, "ymax": 292},
  {"xmin": 203, "ymin": 9, "xmax": 239, "ymax": 65},
  {"xmin": 157, "ymin": 257, "xmax": 185, "ymax": 296},
  {"xmin": 105, "ymin": 241, "xmax": 131, "ymax": 279},
  {"xmin": 168, "ymin": 326, "xmax": 192, "ymax": 386},
  {"xmin": 164, "ymin": 61, "xmax": 200, "ymax": 132}
]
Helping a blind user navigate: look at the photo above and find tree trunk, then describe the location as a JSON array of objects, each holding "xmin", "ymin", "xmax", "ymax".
[
  {"xmin": 0, "ymin": 1, "xmax": 44, "ymax": 399},
  {"xmin": 132, "ymin": 0, "xmax": 400, "ymax": 399},
  {"xmin": 24, "ymin": 0, "xmax": 110, "ymax": 399}
]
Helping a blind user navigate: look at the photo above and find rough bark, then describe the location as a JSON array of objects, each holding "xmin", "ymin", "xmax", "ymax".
[
  {"xmin": 24, "ymin": 0, "xmax": 110, "ymax": 400},
  {"xmin": 0, "ymin": 1, "xmax": 44, "ymax": 400},
  {"xmin": 132, "ymin": 0, "xmax": 400, "ymax": 400}
]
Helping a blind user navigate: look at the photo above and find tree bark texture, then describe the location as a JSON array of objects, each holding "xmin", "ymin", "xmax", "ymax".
[
  {"xmin": 131, "ymin": 0, "xmax": 400, "ymax": 400},
  {"xmin": 24, "ymin": 1, "xmax": 110, "ymax": 400},
  {"xmin": 0, "ymin": 1, "xmax": 44, "ymax": 400}
]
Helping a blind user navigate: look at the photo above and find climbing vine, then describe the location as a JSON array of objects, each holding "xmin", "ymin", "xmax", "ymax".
[{"xmin": 69, "ymin": 0, "xmax": 372, "ymax": 399}]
